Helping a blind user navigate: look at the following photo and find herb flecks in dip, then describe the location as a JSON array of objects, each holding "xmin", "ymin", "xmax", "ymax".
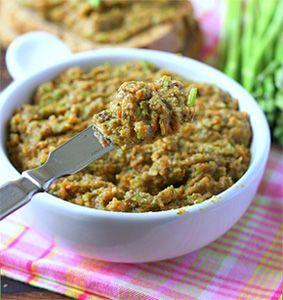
[
  {"xmin": 94, "ymin": 76, "xmax": 194, "ymax": 147},
  {"xmin": 7, "ymin": 62, "xmax": 252, "ymax": 212}
]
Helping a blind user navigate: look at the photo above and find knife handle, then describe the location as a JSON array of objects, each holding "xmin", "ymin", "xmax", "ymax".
[{"xmin": 0, "ymin": 177, "xmax": 40, "ymax": 220}]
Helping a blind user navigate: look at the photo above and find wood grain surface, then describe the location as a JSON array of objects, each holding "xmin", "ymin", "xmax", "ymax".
[
  {"xmin": 1, "ymin": 277, "xmax": 69, "ymax": 300},
  {"xmin": 1, "ymin": 49, "xmax": 69, "ymax": 300}
]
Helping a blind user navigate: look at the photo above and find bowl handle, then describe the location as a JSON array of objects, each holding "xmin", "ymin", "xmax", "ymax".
[{"xmin": 6, "ymin": 31, "xmax": 73, "ymax": 80}]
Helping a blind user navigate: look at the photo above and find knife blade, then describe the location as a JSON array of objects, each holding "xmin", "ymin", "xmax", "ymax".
[{"xmin": 0, "ymin": 125, "xmax": 114, "ymax": 220}]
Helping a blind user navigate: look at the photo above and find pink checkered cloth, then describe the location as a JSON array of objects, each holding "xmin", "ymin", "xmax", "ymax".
[
  {"xmin": 1, "ymin": 2, "xmax": 283, "ymax": 299},
  {"xmin": 1, "ymin": 148, "xmax": 282, "ymax": 299}
]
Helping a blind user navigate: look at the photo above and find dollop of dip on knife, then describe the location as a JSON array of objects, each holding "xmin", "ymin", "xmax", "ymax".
[{"xmin": 93, "ymin": 76, "xmax": 197, "ymax": 147}]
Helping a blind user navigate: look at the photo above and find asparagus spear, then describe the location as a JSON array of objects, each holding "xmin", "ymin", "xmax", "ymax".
[
  {"xmin": 241, "ymin": 0, "xmax": 256, "ymax": 87},
  {"xmin": 274, "ymin": 32, "xmax": 283, "ymax": 92},
  {"xmin": 256, "ymin": 0, "xmax": 279, "ymax": 38},
  {"xmin": 224, "ymin": 0, "xmax": 242, "ymax": 79},
  {"xmin": 263, "ymin": 76, "xmax": 276, "ymax": 125},
  {"xmin": 274, "ymin": 111, "xmax": 283, "ymax": 145},
  {"xmin": 244, "ymin": 0, "xmax": 283, "ymax": 91},
  {"xmin": 273, "ymin": 31, "xmax": 283, "ymax": 143},
  {"xmin": 219, "ymin": 0, "xmax": 233, "ymax": 69},
  {"xmin": 220, "ymin": 0, "xmax": 283, "ymax": 144}
]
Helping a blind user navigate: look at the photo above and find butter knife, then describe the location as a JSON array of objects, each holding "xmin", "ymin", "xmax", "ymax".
[{"xmin": 0, "ymin": 125, "xmax": 113, "ymax": 220}]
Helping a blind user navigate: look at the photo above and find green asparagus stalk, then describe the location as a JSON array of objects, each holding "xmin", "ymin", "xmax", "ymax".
[
  {"xmin": 273, "ymin": 30, "xmax": 283, "ymax": 142},
  {"xmin": 241, "ymin": 0, "xmax": 256, "ymax": 86},
  {"xmin": 275, "ymin": 87, "xmax": 283, "ymax": 111},
  {"xmin": 256, "ymin": 0, "xmax": 279, "ymax": 38},
  {"xmin": 218, "ymin": 0, "xmax": 234, "ymax": 69},
  {"xmin": 243, "ymin": 0, "xmax": 283, "ymax": 91},
  {"xmin": 264, "ymin": 76, "xmax": 276, "ymax": 124},
  {"xmin": 257, "ymin": 62, "xmax": 280, "ymax": 83},
  {"xmin": 274, "ymin": 33, "xmax": 283, "ymax": 92},
  {"xmin": 224, "ymin": 0, "xmax": 242, "ymax": 79},
  {"xmin": 274, "ymin": 32, "xmax": 283, "ymax": 62},
  {"xmin": 274, "ymin": 111, "xmax": 283, "ymax": 145},
  {"xmin": 220, "ymin": 0, "xmax": 283, "ymax": 144}
]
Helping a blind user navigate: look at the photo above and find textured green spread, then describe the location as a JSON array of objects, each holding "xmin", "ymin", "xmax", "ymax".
[
  {"xmin": 7, "ymin": 62, "xmax": 252, "ymax": 212},
  {"xmin": 93, "ymin": 76, "xmax": 193, "ymax": 147}
]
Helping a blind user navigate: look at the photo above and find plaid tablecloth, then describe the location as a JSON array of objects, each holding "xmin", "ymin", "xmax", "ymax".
[
  {"xmin": 1, "ymin": 148, "xmax": 282, "ymax": 299},
  {"xmin": 1, "ymin": 1, "xmax": 282, "ymax": 299}
]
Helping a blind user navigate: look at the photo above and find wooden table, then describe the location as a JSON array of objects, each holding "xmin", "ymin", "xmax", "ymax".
[
  {"xmin": 1, "ymin": 49, "xmax": 69, "ymax": 300},
  {"xmin": 1, "ymin": 277, "xmax": 69, "ymax": 300}
]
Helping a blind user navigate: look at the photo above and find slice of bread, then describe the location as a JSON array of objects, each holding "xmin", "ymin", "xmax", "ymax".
[{"xmin": 0, "ymin": 0, "xmax": 202, "ymax": 57}]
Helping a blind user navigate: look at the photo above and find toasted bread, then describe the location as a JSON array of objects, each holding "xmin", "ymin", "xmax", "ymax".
[{"xmin": 0, "ymin": 0, "xmax": 202, "ymax": 57}]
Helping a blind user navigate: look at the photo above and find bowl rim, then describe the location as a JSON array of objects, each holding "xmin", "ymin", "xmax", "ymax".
[{"xmin": 0, "ymin": 48, "xmax": 271, "ymax": 220}]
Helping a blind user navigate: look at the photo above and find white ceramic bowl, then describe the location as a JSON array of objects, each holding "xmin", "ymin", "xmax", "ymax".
[{"xmin": 0, "ymin": 32, "xmax": 270, "ymax": 263}]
